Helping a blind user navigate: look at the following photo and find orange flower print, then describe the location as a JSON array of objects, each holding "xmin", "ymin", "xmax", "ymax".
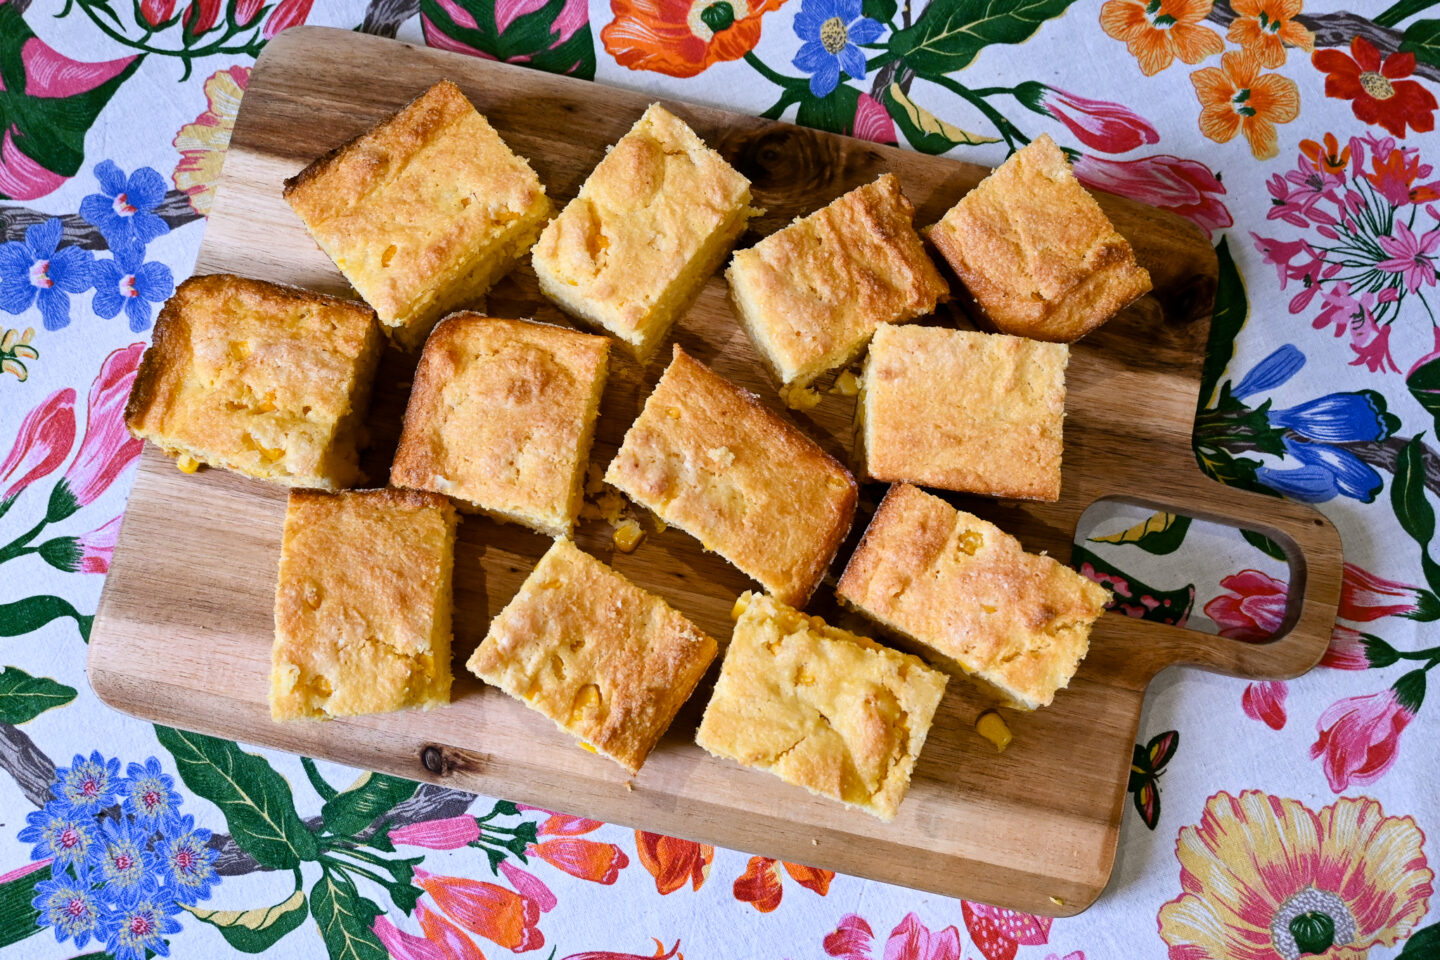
[
  {"xmin": 527, "ymin": 838, "xmax": 629, "ymax": 884},
  {"xmin": 635, "ymin": 831, "xmax": 713, "ymax": 894},
  {"xmin": 601, "ymin": 0, "xmax": 788, "ymax": 78},
  {"xmin": 1226, "ymin": 0, "xmax": 1313, "ymax": 68},
  {"xmin": 413, "ymin": 867, "xmax": 544, "ymax": 952},
  {"xmin": 1099, "ymin": 0, "xmax": 1224, "ymax": 76},
  {"xmin": 733, "ymin": 856, "xmax": 834, "ymax": 913},
  {"xmin": 1191, "ymin": 50, "xmax": 1299, "ymax": 159},
  {"xmin": 1299, "ymin": 132, "xmax": 1349, "ymax": 175}
]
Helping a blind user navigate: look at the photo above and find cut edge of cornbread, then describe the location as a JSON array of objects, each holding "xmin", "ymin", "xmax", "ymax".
[
  {"xmin": 125, "ymin": 275, "xmax": 385, "ymax": 490},
  {"xmin": 695, "ymin": 591, "xmax": 948, "ymax": 821},
  {"xmin": 270, "ymin": 488, "xmax": 458, "ymax": 721}
]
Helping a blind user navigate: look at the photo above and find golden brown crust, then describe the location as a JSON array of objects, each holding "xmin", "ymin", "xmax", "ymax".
[
  {"xmin": 468, "ymin": 539, "xmax": 717, "ymax": 773},
  {"xmin": 695, "ymin": 591, "xmax": 947, "ymax": 820},
  {"xmin": 532, "ymin": 103, "xmax": 755, "ymax": 359},
  {"xmin": 859, "ymin": 324, "xmax": 1066, "ymax": 501},
  {"xmin": 284, "ymin": 80, "xmax": 551, "ymax": 348},
  {"xmin": 925, "ymin": 135, "xmax": 1152, "ymax": 342},
  {"xmin": 125, "ymin": 273, "xmax": 382, "ymax": 489},
  {"xmin": 727, "ymin": 174, "xmax": 948, "ymax": 401},
  {"xmin": 390, "ymin": 312, "xmax": 609, "ymax": 536},
  {"xmin": 271, "ymin": 488, "xmax": 457, "ymax": 720},
  {"xmin": 836, "ymin": 484, "xmax": 1111, "ymax": 709},
  {"xmin": 604, "ymin": 345, "xmax": 857, "ymax": 606}
]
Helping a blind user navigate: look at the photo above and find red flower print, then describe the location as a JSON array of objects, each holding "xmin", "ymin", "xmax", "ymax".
[
  {"xmin": 527, "ymin": 838, "xmax": 628, "ymax": 884},
  {"xmin": 263, "ymin": 0, "xmax": 314, "ymax": 37},
  {"xmin": 1241, "ymin": 680, "xmax": 1288, "ymax": 729},
  {"xmin": 1072, "ymin": 153, "xmax": 1232, "ymax": 236},
  {"xmin": 413, "ymin": 867, "xmax": 544, "ymax": 952},
  {"xmin": 962, "ymin": 902, "xmax": 1051, "ymax": 960},
  {"xmin": 883, "ymin": 913, "xmax": 962, "ymax": 960},
  {"xmin": 1311, "ymin": 685, "xmax": 1418, "ymax": 792},
  {"xmin": 139, "ymin": 0, "xmax": 176, "ymax": 27},
  {"xmin": 1339, "ymin": 563, "xmax": 1427, "ymax": 621},
  {"xmin": 823, "ymin": 914, "xmax": 873, "ymax": 959},
  {"xmin": 1322, "ymin": 625, "xmax": 1373, "ymax": 670},
  {"xmin": 1203, "ymin": 569, "xmax": 1288, "ymax": 641},
  {"xmin": 389, "ymin": 815, "xmax": 481, "ymax": 850},
  {"xmin": 500, "ymin": 861, "xmax": 557, "ymax": 912},
  {"xmin": 0, "ymin": 387, "xmax": 75, "ymax": 504},
  {"xmin": 1039, "ymin": 87, "xmax": 1159, "ymax": 153},
  {"xmin": 57, "ymin": 343, "xmax": 144, "ymax": 517},
  {"xmin": 417, "ymin": 901, "xmax": 488, "ymax": 960},
  {"xmin": 183, "ymin": 0, "xmax": 222, "ymax": 34},
  {"xmin": 1313, "ymin": 37, "xmax": 1437, "ymax": 138},
  {"xmin": 634, "ymin": 831, "xmax": 713, "ymax": 894},
  {"xmin": 732, "ymin": 856, "xmax": 833, "ymax": 912},
  {"xmin": 853, "ymin": 94, "xmax": 897, "ymax": 146},
  {"xmin": 601, "ymin": 0, "xmax": 789, "ymax": 78}
]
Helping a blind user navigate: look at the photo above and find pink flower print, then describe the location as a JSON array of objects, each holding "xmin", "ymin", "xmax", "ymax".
[
  {"xmin": 1312, "ymin": 281, "xmax": 1361, "ymax": 336},
  {"xmin": 1350, "ymin": 313, "xmax": 1400, "ymax": 373},
  {"xmin": 373, "ymin": 916, "xmax": 449, "ymax": 960},
  {"xmin": 499, "ymin": 861, "xmax": 557, "ymax": 912},
  {"xmin": 824, "ymin": 914, "xmax": 874, "ymax": 959},
  {"xmin": 1310, "ymin": 688, "xmax": 1415, "ymax": 792},
  {"xmin": 77, "ymin": 515, "xmax": 122, "ymax": 574},
  {"xmin": 1038, "ymin": 87, "xmax": 1159, "ymax": 154},
  {"xmin": 853, "ymin": 94, "xmax": 897, "ymax": 145},
  {"xmin": 20, "ymin": 38, "xmax": 135, "ymax": 100},
  {"xmin": 1242, "ymin": 680, "xmax": 1288, "ymax": 729},
  {"xmin": 882, "ymin": 913, "xmax": 962, "ymax": 960},
  {"xmin": 961, "ymin": 902, "xmax": 1051, "ymax": 960},
  {"xmin": 1377, "ymin": 220, "xmax": 1440, "ymax": 293},
  {"xmin": 55, "ymin": 343, "xmax": 144, "ymax": 517},
  {"xmin": 1322, "ymin": 625, "xmax": 1373, "ymax": 670},
  {"xmin": 0, "ymin": 127, "xmax": 67, "ymax": 200},
  {"xmin": 1074, "ymin": 153, "xmax": 1232, "ymax": 235},
  {"xmin": 388, "ymin": 815, "xmax": 480, "ymax": 850},
  {"xmin": 1340, "ymin": 562, "xmax": 1426, "ymax": 621},
  {"xmin": 1203, "ymin": 569, "xmax": 1288, "ymax": 641},
  {"xmin": 0, "ymin": 387, "xmax": 75, "ymax": 504}
]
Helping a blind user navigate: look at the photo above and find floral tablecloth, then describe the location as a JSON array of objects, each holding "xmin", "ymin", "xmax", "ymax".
[{"xmin": 2, "ymin": 0, "xmax": 1439, "ymax": 957}]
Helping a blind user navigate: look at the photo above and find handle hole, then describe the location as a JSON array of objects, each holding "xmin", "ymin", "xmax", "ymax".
[{"xmin": 1073, "ymin": 499, "xmax": 1296, "ymax": 641}]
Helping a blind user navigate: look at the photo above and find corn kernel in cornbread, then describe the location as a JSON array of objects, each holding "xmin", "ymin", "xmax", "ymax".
[
  {"xmin": 271, "ymin": 488, "xmax": 457, "ymax": 721},
  {"xmin": 605, "ymin": 345, "xmax": 857, "ymax": 606},
  {"xmin": 695, "ymin": 591, "xmax": 947, "ymax": 821},
  {"xmin": 284, "ymin": 81, "xmax": 552, "ymax": 350},
  {"xmin": 925, "ymin": 135, "xmax": 1151, "ymax": 343},
  {"xmin": 125, "ymin": 274, "xmax": 382, "ymax": 489},
  {"xmin": 532, "ymin": 103, "xmax": 757, "ymax": 360},
  {"xmin": 391, "ymin": 313, "xmax": 609, "ymax": 537},
  {"xmin": 836, "ymin": 483, "xmax": 1111, "ymax": 710},
  {"xmin": 859, "ymin": 324, "xmax": 1067, "ymax": 501},
  {"xmin": 468, "ymin": 539, "xmax": 717, "ymax": 773},
  {"xmin": 727, "ymin": 174, "xmax": 948, "ymax": 407}
]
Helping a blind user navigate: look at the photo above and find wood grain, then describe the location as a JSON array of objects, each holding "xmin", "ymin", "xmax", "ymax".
[{"xmin": 88, "ymin": 27, "xmax": 1343, "ymax": 915}]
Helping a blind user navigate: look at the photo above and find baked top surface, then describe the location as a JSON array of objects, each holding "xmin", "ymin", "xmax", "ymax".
[
  {"xmin": 862, "ymin": 324, "xmax": 1067, "ymax": 501},
  {"xmin": 604, "ymin": 345, "xmax": 857, "ymax": 606},
  {"xmin": 390, "ymin": 313, "xmax": 609, "ymax": 529},
  {"xmin": 531, "ymin": 103, "xmax": 752, "ymax": 335},
  {"xmin": 283, "ymin": 79, "xmax": 549, "ymax": 323},
  {"xmin": 695, "ymin": 592, "xmax": 947, "ymax": 820},
  {"xmin": 272, "ymin": 488, "xmax": 457, "ymax": 718},
  {"xmin": 727, "ymin": 173, "xmax": 948, "ymax": 382},
  {"xmin": 836, "ymin": 483, "xmax": 1111, "ymax": 709},
  {"xmin": 123, "ymin": 273, "xmax": 380, "ymax": 485},
  {"xmin": 467, "ymin": 538, "xmax": 717, "ymax": 773},
  {"xmin": 926, "ymin": 135, "xmax": 1151, "ymax": 341}
]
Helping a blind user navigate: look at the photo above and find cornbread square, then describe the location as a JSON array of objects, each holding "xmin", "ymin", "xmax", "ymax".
[
  {"xmin": 271, "ymin": 488, "xmax": 458, "ymax": 721},
  {"xmin": 391, "ymin": 313, "xmax": 608, "ymax": 537},
  {"xmin": 925, "ymin": 135, "xmax": 1151, "ymax": 342},
  {"xmin": 125, "ymin": 274, "xmax": 382, "ymax": 489},
  {"xmin": 605, "ymin": 345, "xmax": 857, "ymax": 606},
  {"xmin": 836, "ymin": 483, "xmax": 1111, "ymax": 710},
  {"xmin": 468, "ymin": 539, "xmax": 717, "ymax": 773},
  {"xmin": 532, "ymin": 103, "xmax": 757, "ymax": 360},
  {"xmin": 284, "ymin": 80, "xmax": 552, "ymax": 350},
  {"xmin": 859, "ymin": 324, "xmax": 1067, "ymax": 501},
  {"xmin": 695, "ymin": 591, "xmax": 947, "ymax": 820},
  {"xmin": 727, "ymin": 174, "xmax": 948, "ymax": 408}
]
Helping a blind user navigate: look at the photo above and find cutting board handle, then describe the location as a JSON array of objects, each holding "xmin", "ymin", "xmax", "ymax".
[{"xmin": 1075, "ymin": 481, "xmax": 1343, "ymax": 687}]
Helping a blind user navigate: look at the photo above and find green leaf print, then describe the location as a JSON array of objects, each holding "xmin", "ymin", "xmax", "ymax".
[
  {"xmin": 1398, "ymin": 920, "xmax": 1440, "ymax": 958},
  {"xmin": 310, "ymin": 865, "xmax": 387, "ymax": 960},
  {"xmin": 1401, "ymin": 19, "xmax": 1440, "ymax": 70},
  {"xmin": 155, "ymin": 726, "xmax": 320, "ymax": 869},
  {"xmin": 1088, "ymin": 512, "xmax": 1193, "ymax": 555},
  {"xmin": 1199, "ymin": 237, "xmax": 1248, "ymax": 411},
  {"xmin": 796, "ymin": 83, "xmax": 861, "ymax": 135},
  {"xmin": 885, "ymin": 0, "xmax": 1079, "ymax": 77},
  {"xmin": 321, "ymin": 772, "xmax": 421, "ymax": 838},
  {"xmin": 0, "ymin": 666, "xmax": 77, "ymax": 723},
  {"xmin": 0, "ymin": 596, "xmax": 93, "ymax": 642},
  {"xmin": 1241, "ymin": 528, "xmax": 1288, "ymax": 562},
  {"xmin": 0, "ymin": 863, "xmax": 46, "ymax": 948},
  {"xmin": 185, "ymin": 890, "xmax": 310, "ymax": 954}
]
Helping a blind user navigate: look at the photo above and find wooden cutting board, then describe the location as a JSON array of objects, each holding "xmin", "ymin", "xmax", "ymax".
[{"xmin": 89, "ymin": 27, "xmax": 1343, "ymax": 915}]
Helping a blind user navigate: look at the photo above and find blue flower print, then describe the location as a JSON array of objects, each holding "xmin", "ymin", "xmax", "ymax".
[
  {"xmin": 100, "ymin": 892, "xmax": 181, "ymax": 960},
  {"xmin": 0, "ymin": 219, "xmax": 95, "ymax": 331},
  {"xmin": 120, "ymin": 757, "xmax": 182, "ymax": 830},
  {"xmin": 157, "ymin": 814, "xmax": 218, "ymax": 905},
  {"xmin": 92, "ymin": 243, "xmax": 175, "ymax": 333},
  {"xmin": 17, "ymin": 801, "xmax": 99, "ymax": 870},
  {"xmin": 80, "ymin": 161, "xmax": 169, "ymax": 257},
  {"xmin": 53, "ymin": 751, "xmax": 121, "ymax": 814},
  {"xmin": 32, "ymin": 874, "xmax": 103, "ymax": 949},
  {"xmin": 1231, "ymin": 344, "xmax": 1305, "ymax": 401},
  {"xmin": 1269, "ymin": 390, "xmax": 1400, "ymax": 444},
  {"xmin": 792, "ymin": 0, "xmax": 884, "ymax": 98},
  {"xmin": 88, "ymin": 816, "xmax": 159, "ymax": 906},
  {"xmin": 1256, "ymin": 435, "xmax": 1383, "ymax": 504}
]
